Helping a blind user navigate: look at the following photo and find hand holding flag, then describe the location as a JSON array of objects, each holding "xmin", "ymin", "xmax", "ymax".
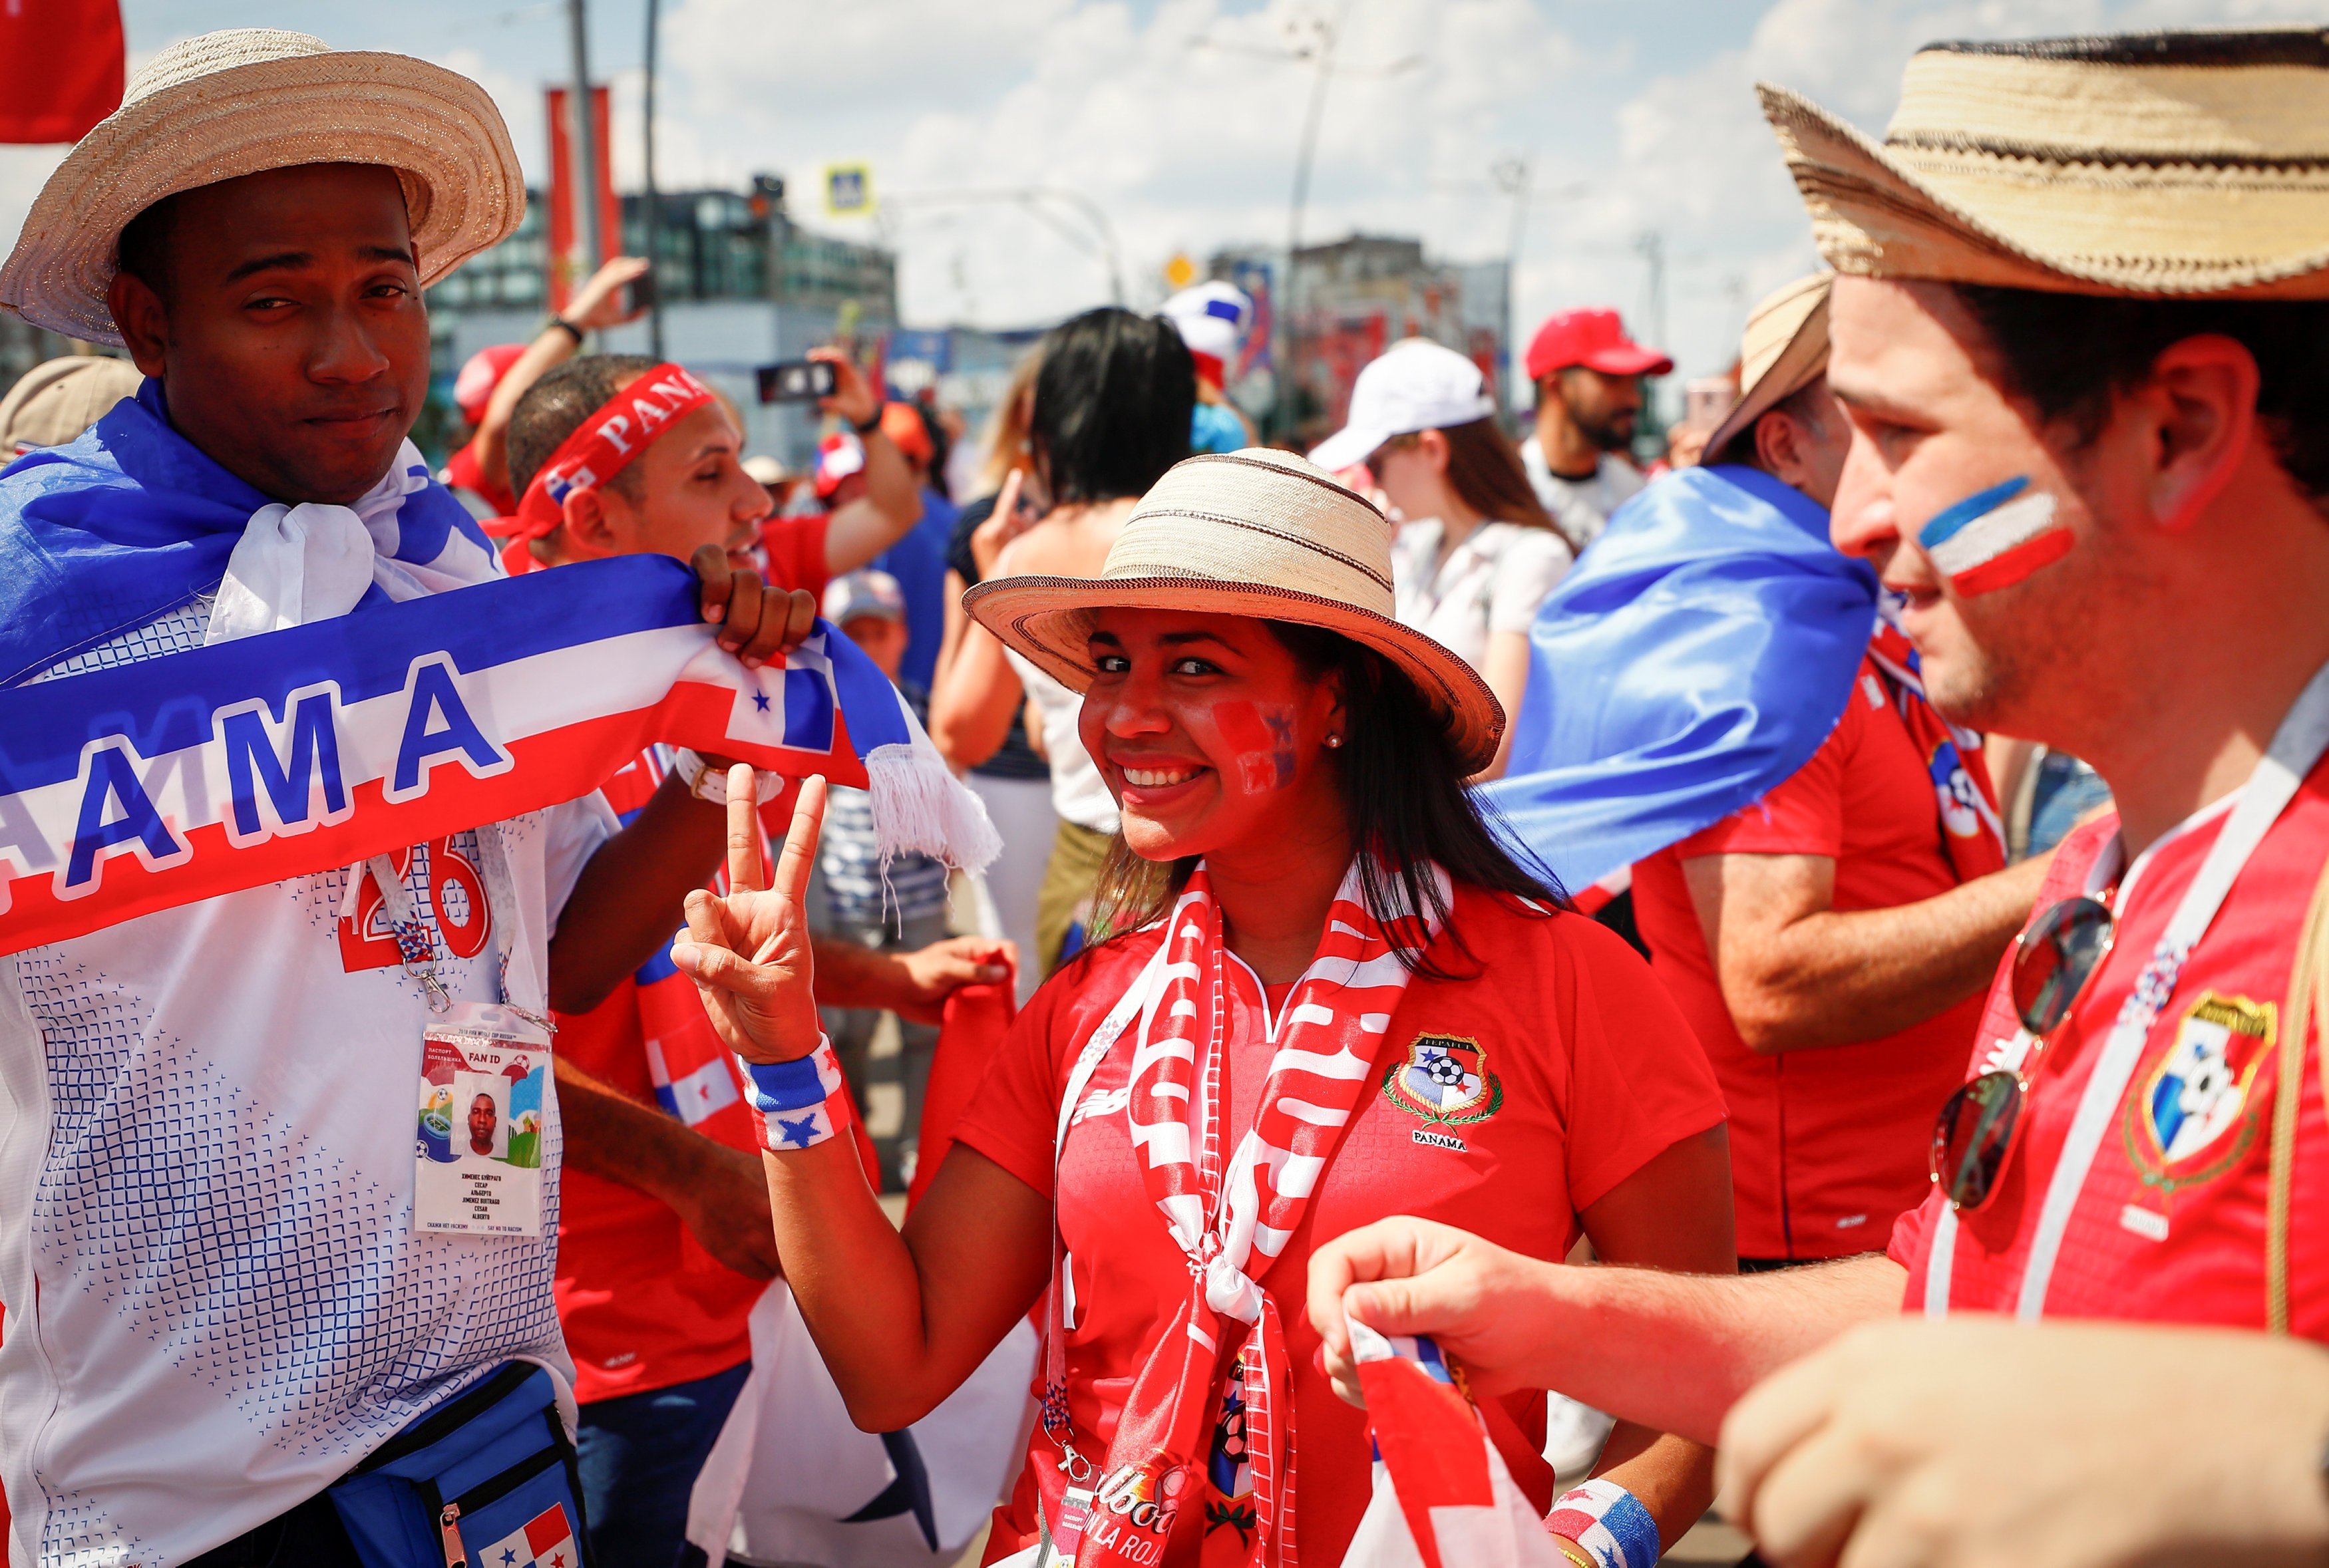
[{"xmin": 673, "ymin": 767, "xmax": 828, "ymax": 1064}]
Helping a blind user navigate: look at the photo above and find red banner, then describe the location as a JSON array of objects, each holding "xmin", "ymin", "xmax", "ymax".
[
  {"xmin": 0, "ymin": 2, "xmax": 124, "ymax": 144},
  {"xmin": 545, "ymin": 84, "xmax": 619, "ymax": 313}
]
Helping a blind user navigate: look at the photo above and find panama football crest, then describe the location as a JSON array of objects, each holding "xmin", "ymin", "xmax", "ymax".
[
  {"xmin": 1382, "ymin": 1033, "xmax": 1503, "ymax": 1127},
  {"xmin": 2125, "ymin": 991, "xmax": 2274, "ymax": 1192},
  {"xmin": 1928, "ymin": 739, "xmax": 1995, "ymax": 842}
]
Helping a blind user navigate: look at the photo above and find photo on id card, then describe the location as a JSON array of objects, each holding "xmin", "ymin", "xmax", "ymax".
[{"xmin": 416, "ymin": 1003, "xmax": 550, "ymax": 1236}]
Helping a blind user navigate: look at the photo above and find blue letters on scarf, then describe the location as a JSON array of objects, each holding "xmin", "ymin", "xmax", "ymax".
[
  {"xmin": 0, "ymin": 378, "xmax": 494, "ymax": 688},
  {"xmin": 1481, "ymin": 464, "xmax": 1879, "ymax": 893}
]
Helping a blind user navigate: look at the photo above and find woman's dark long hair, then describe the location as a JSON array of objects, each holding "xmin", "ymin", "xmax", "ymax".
[
  {"xmin": 1088, "ymin": 621, "xmax": 1570, "ymax": 978},
  {"xmin": 1030, "ymin": 307, "xmax": 1195, "ymax": 505}
]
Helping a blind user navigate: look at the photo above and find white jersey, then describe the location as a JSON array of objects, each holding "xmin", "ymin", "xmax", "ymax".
[
  {"xmin": 0, "ymin": 598, "xmax": 614, "ymax": 1566},
  {"xmin": 1389, "ymin": 518, "xmax": 1573, "ymax": 671},
  {"xmin": 1518, "ymin": 438, "xmax": 1646, "ymax": 550}
]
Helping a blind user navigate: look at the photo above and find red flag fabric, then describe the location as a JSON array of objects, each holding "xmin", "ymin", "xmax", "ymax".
[
  {"xmin": 0, "ymin": 3, "xmax": 124, "ymax": 144},
  {"xmin": 906, "ymin": 980, "xmax": 1017, "ymax": 1211}
]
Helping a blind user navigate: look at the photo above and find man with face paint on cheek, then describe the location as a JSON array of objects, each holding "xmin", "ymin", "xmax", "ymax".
[{"xmin": 1305, "ymin": 31, "xmax": 2329, "ymax": 1568}]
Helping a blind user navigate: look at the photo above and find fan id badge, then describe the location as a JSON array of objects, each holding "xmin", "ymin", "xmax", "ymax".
[{"xmin": 415, "ymin": 1003, "xmax": 552, "ymax": 1237}]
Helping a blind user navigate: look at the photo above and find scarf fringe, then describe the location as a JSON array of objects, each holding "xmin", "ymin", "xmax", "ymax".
[{"xmin": 864, "ymin": 740, "xmax": 1002, "ymax": 873}]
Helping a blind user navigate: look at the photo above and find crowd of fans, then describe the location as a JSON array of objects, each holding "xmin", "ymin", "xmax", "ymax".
[{"xmin": 1, "ymin": 21, "xmax": 2327, "ymax": 1568}]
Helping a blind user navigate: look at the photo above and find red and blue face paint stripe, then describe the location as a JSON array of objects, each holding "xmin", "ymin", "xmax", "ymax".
[
  {"xmin": 0, "ymin": 553, "xmax": 995, "ymax": 956},
  {"xmin": 1916, "ymin": 475, "xmax": 2071, "ymax": 597}
]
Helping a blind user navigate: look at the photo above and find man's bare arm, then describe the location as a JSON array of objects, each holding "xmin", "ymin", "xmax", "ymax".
[
  {"xmin": 553, "ymin": 1056, "xmax": 779, "ymax": 1279},
  {"xmin": 1309, "ymin": 1218, "xmax": 1904, "ymax": 1446},
  {"xmin": 1684, "ymin": 850, "xmax": 2047, "ymax": 1053}
]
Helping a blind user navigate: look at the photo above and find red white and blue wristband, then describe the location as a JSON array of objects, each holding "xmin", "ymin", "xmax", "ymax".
[
  {"xmin": 737, "ymin": 1036, "xmax": 848, "ymax": 1152},
  {"xmin": 1548, "ymin": 1479, "xmax": 1661, "ymax": 1568}
]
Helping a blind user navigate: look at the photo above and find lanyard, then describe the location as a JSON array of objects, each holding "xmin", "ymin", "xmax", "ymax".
[
  {"xmin": 349, "ymin": 822, "xmax": 548, "ymax": 1022},
  {"xmin": 1926, "ymin": 660, "xmax": 2329, "ymax": 1317}
]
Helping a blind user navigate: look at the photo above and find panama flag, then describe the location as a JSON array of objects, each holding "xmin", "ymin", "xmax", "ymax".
[
  {"xmin": 0, "ymin": 555, "xmax": 997, "ymax": 955},
  {"xmin": 478, "ymin": 1503, "xmax": 580, "ymax": 1568},
  {"xmin": 1916, "ymin": 475, "xmax": 2071, "ymax": 597},
  {"xmin": 647, "ymin": 1033, "xmax": 742, "ymax": 1127},
  {"xmin": 1342, "ymin": 1323, "xmax": 1566, "ymax": 1568}
]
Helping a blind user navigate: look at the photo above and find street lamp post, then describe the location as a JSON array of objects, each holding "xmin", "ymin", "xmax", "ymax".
[
  {"xmin": 565, "ymin": 0, "xmax": 600, "ymax": 303},
  {"xmin": 643, "ymin": 0, "xmax": 663, "ymax": 357}
]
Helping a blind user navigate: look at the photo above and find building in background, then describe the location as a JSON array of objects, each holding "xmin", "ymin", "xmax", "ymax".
[
  {"xmin": 424, "ymin": 174, "xmax": 899, "ymax": 466},
  {"xmin": 1208, "ymin": 235, "xmax": 1508, "ymax": 451}
]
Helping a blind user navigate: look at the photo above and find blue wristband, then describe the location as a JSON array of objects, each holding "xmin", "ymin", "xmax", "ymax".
[
  {"xmin": 737, "ymin": 1036, "xmax": 840, "ymax": 1114},
  {"xmin": 738, "ymin": 1038, "xmax": 844, "ymax": 1152},
  {"xmin": 1548, "ymin": 1478, "xmax": 1660, "ymax": 1568}
]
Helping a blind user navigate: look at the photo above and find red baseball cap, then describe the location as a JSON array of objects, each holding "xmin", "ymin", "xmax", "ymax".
[{"xmin": 1524, "ymin": 309, "xmax": 1673, "ymax": 382}]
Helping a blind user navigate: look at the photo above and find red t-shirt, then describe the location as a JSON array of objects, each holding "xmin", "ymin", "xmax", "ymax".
[
  {"xmin": 953, "ymin": 886, "xmax": 1726, "ymax": 1566},
  {"xmin": 1890, "ymin": 757, "xmax": 2329, "ymax": 1333},
  {"xmin": 445, "ymin": 438, "xmax": 516, "ymax": 518},
  {"xmin": 1633, "ymin": 659, "xmax": 1988, "ymax": 1259},
  {"xmin": 761, "ymin": 512, "xmax": 831, "ymax": 600}
]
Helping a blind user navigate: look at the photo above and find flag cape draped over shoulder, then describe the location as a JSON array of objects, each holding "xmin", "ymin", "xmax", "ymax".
[
  {"xmin": 0, "ymin": 554, "xmax": 999, "ymax": 955},
  {"xmin": 1480, "ymin": 464, "xmax": 1879, "ymax": 895},
  {"xmin": 0, "ymin": 378, "xmax": 501, "ymax": 689}
]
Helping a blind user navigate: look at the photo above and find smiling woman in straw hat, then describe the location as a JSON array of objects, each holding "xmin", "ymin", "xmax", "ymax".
[{"xmin": 669, "ymin": 447, "xmax": 1737, "ymax": 1567}]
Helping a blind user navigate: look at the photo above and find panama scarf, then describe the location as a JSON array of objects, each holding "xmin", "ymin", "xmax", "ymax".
[{"xmin": 1059, "ymin": 861, "xmax": 1437, "ymax": 1568}]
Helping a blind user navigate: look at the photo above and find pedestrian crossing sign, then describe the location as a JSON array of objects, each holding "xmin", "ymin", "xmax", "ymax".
[{"xmin": 825, "ymin": 164, "xmax": 875, "ymax": 217}]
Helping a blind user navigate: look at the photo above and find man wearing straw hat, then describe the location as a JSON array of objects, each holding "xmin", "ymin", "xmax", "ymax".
[
  {"xmin": 1497, "ymin": 272, "xmax": 2048, "ymax": 1275},
  {"xmin": 0, "ymin": 29, "xmax": 814, "ymax": 1566},
  {"xmin": 1315, "ymin": 28, "xmax": 2329, "ymax": 1567}
]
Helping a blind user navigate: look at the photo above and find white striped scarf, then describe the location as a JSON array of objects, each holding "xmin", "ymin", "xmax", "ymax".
[{"xmin": 1085, "ymin": 859, "xmax": 1439, "ymax": 1567}]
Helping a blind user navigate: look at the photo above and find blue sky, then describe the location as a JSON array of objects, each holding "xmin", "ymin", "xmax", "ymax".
[{"xmin": 1, "ymin": 0, "xmax": 2311, "ymax": 385}]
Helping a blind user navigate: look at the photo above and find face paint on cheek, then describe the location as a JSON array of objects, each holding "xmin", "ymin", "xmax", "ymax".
[
  {"xmin": 1210, "ymin": 700, "xmax": 1300, "ymax": 794},
  {"xmin": 1917, "ymin": 476, "xmax": 2073, "ymax": 597}
]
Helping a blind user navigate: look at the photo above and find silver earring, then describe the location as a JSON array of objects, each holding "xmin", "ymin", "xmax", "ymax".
[{"xmin": 1325, "ymin": 734, "xmax": 1344, "ymax": 748}]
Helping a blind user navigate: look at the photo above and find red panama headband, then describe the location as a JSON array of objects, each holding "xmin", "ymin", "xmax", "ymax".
[{"xmin": 490, "ymin": 363, "xmax": 720, "ymax": 540}]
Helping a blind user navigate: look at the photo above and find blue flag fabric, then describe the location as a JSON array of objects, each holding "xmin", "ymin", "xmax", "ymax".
[
  {"xmin": 1480, "ymin": 464, "xmax": 1879, "ymax": 893},
  {"xmin": 0, "ymin": 378, "xmax": 496, "ymax": 688}
]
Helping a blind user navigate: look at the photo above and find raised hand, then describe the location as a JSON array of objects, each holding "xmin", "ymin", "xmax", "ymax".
[{"xmin": 671, "ymin": 766, "xmax": 827, "ymax": 1063}]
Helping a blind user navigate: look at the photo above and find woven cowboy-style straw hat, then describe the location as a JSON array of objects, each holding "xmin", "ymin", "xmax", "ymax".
[
  {"xmin": 963, "ymin": 449, "xmax": 1503, "ymax": 772},
  {"xmin": 1760, "ymin": 29, "xmax": 2329, "ymax": 298},
  {"xmin": 0, "ymin": 29, "xmax": 524, "ymax": 345},
  {"xmin": 1705, "ymin": 272, "xmax": 1831, "ymax": 460}
]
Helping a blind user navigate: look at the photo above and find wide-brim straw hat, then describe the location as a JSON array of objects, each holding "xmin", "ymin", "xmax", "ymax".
[
  {"xmin": 1759, "ymin": 29, "xmax": 2329, "ymax": 298},
  {"xmin": 0, "ymin": 29, "xmax": 524, "ymax": 345},
  {"xmin": 962, "ymin": 449, "xmax": 1503, "ymax": 774},
  {"xmin": 1705, "ymin": 272, "xmax": 1831, "ymax": 459}
]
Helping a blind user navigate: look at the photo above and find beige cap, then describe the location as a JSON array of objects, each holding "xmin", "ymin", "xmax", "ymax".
[
  {"xmin": 743, "ymin": 454, "xmax": 797, "ymax": 487},
  {"xmin": 963, "ymin": 448, "xmax": 1503, "ymax": 772},
  {"xmin": 0, "ymin": 28, "xmax": 525, "ymax": 345},
  {"xmin": 1704, "ymin": 273, "xmax": 1831, "ymax": 461},
  {"xmin": 0, "ymin": 356, "xmax": 144, "ymax": 454},
  {"xmin": 1760, "ymin": 30, "xmax": 2329, "ymax": 298}
]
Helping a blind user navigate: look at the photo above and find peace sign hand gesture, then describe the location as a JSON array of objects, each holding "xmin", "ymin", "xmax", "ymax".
[{"xmin": 671, "ymin": 766, "xmax": 827, "ymax": 1064}]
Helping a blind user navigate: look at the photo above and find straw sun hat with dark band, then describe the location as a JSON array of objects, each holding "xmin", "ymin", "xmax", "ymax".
[
  {"xmin": 1761, "ymin": 29, "xmax": 2329, "ymax": 299},
  {"xmin": 0, "ymin": 29, "xmax": 524, "ymax": 346},
  {"xmin": 964, "ymin": 448, "xmax": 1504, "ymax": 774}
]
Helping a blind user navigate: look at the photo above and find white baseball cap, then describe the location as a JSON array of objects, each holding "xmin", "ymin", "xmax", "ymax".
[{"xmin": 1306, "ymin": 339, "xmax": 1498, "ymax": 475}]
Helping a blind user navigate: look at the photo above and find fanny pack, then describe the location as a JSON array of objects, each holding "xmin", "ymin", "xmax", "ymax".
[{"xmin": 329, "ymin": 1362, "xmax": 590, "ymax": 1568}]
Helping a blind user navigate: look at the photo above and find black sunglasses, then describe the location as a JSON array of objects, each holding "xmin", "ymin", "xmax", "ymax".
[{"xmin": 1928, "ymin": 896, "xmax": 2116, "ymax": 1209}]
